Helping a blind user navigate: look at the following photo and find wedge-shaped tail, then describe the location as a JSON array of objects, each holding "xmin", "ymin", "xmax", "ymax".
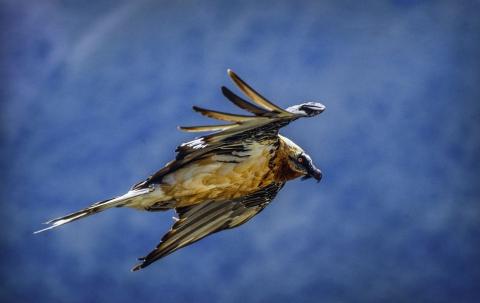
[{"xmin": 34, "ymin": 188, "xmax": 152, "ymax": 233}]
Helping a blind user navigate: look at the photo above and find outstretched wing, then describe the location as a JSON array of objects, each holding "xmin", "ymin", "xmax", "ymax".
[
  {"xmin": 132, "ymin": 70, "xmax": 311, "ymax": 190},
  {"xmin": 132, "ymin": 182, "xmax": 284, "ymax": 271}
]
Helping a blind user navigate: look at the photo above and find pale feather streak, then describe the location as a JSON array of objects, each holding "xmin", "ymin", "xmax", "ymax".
[
  {"xmin": 178, "ymin": 124, "xmax": 237, "ymax": 133},
  {"xmin": 192, "ymin": 106, "xmax": 256, "ymax": 122}
]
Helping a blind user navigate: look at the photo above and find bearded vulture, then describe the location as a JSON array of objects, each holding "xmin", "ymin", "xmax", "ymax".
[{"xmin": 35, "ymin": 70, "xmax": 326, "ymax": 271}]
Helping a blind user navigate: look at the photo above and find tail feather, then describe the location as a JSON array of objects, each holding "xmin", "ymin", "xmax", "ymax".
[{"xmin": 34, "ymin": 188, "xmax": 152, "ymax": 234}]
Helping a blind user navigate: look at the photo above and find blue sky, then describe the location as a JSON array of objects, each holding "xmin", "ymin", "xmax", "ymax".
[{"xmin": 1, "ymin": 1, "xmax": 479, "ymax": 302}]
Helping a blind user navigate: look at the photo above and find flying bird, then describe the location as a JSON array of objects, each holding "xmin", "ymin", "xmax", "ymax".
[{"xmin": 35, "ymin": 70, "xmax": 325, "ymax": 271}]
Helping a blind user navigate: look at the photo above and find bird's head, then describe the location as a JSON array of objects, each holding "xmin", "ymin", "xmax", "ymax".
[
  {"xmin": 286, "ymin": 102, "xmax": 325, "ymax": 117},
  {"xmin": 280, "ymin": 136, "xmax": 322, "ymax": 182}
]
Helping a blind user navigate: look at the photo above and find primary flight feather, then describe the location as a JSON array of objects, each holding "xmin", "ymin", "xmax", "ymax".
[{"xmin": 35, "ymin": 69, "xmax": 326, "ymax": 271}]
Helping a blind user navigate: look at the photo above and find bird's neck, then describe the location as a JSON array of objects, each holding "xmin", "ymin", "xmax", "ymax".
[{"xmin": 273, "ymin": 139, "xmax": 303, "ymax": 182}]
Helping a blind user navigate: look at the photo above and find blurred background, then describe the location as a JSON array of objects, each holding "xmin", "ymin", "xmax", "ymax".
[{"xmin": 1, "ymin": 0, "xmax": 479, "ymax": 302}]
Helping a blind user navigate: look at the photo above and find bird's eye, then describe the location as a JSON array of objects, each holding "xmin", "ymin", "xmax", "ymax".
[{"xmin": 297, "ymin": 157, "xmax": 303, "ymax": 163}]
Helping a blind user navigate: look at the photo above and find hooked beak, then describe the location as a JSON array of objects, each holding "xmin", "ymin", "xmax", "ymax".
[{"xmin": 301, "ymin": 160, "xmax": 323, "ymax": 183}]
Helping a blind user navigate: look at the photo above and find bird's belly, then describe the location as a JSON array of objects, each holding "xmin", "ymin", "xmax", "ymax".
[{"xmin": 162, "ymin": 144, "xmax": 275, "ymax": 207}]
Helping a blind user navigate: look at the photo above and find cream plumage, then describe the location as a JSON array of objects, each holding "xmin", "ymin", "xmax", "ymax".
[{"xmin": 35, "ymin": 70, "xmax": 325, "ymax": 271}]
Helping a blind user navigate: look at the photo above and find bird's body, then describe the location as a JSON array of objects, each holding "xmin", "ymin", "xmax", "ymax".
[
  {"xmin": 142, "ymin": 140, "xmax": 277, "ymax": 209},
  {"xmin": 128, "ymin": 137, "xmax": 301, "ymax": 211},
  {"xmin": 36, "ymin": 70, "xmax": 325, "ymax": 271}
]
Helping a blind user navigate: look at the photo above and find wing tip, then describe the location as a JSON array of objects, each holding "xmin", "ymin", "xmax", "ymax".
[
  {"xmin": 192, "ymin": 105, "xmax": 201, "ymax": 112},
  {"xmin": 131, "ymin": 264, "xmax": 143, "ymax": 272},
  {"xmin": 177, "ymin": 125, "xmax": 193, "ymax": 132},
  {"xmin": 33, "ymin": 226, "xmax": 53, "ymax": 234},
  {"xmin": 132, "ymin": 257, "xmax": 156, "ymax": 272},
  {"xmin": 178, "ymin": 123, "xmax": 238, "ymax": 133},
  {"xmin": 227, "ymin": 68, "xmax": 238, "ymax": 80}
]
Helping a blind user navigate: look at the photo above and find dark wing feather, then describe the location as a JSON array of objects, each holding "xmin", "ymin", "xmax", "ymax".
[
  {"xmin": 132, "ymin": 182, "xmax": 284, "ymax": 271},
  {"xmin": 221, "ymin": 86, "xmax": 271, "ymax": 116},
  {"xmin": 192, "ymin": 106, "xmax": 256, "ymax": 122},
  {"xmin": 227, "ymin": 69, "xmax": 291, "ymax": 114},
  {"xmin": 178, "ymin": 123, "xmax": 237, "ymax": 133},
  {"xmin": 132, "ymin": 70, "xmax": 302, "ymax": 190}
]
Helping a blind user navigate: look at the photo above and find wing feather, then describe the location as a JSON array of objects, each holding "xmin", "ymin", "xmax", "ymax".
[
  {"xmin": 227, "ymin": 69, "xmax": 291, "ymax": 115},
  {"xmin": 192, "ymin": 106, "xmax": 256, "ymax": 122},
  {"xmin": 132, "ymin": 70, "xmax": 304, "ymax": 190},
  {"xmin": 178, "ymin": 123, "xmax": 237, "ymax": 133},
  {"xmin": 221, "ymin": 86, "xmax": 271, "ymax": 116},
  {"xmin": 131, "ymin": 183, "xmax": 283, "ymax": 271}
]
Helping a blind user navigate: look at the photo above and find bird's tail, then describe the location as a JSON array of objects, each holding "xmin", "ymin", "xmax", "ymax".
[{"xmin": 34, "ymin": 188, "xmax": 152, "ymax": 234}]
